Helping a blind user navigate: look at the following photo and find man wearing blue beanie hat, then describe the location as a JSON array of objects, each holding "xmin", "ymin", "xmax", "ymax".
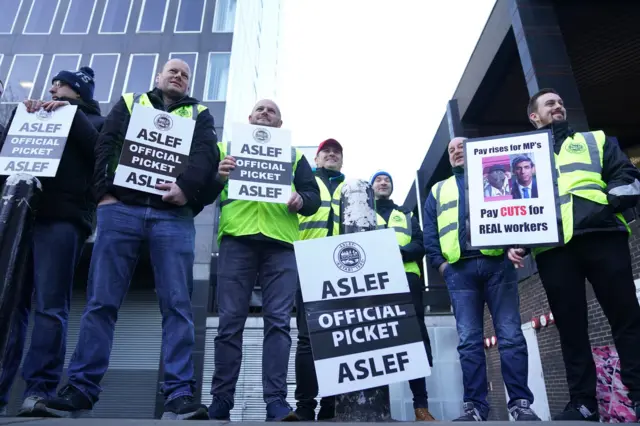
[
  {"xmin": 370, "ymin": 170, "xmax": 436, "ymax": 421},
  {"xmin": 51, "ymin": 66, "xmax": 96, "ymax": 104}
]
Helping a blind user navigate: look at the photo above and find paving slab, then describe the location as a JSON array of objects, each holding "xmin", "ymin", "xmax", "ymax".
[{"xmin": 0, "ymin": 420, "xmax": 598, "ymax": 426}]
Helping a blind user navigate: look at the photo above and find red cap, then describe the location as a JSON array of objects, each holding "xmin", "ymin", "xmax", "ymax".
[{"xmin": 317, "ymin": 138, "xmax": 343, "ymax": 155}]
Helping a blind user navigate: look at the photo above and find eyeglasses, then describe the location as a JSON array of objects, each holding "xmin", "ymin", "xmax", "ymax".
[{"xmin": 51, "ymin": 80, "xmax": 68, "ymax": 89}]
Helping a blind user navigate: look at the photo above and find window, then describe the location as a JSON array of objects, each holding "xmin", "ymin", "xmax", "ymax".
[
  {"xmin": 1, "ymin": 55, "xmax": 43, "ymax": 103},
  {"xmin": 89, "ymin": 54, "xmax": 120, "ymax": 103},
  {"xmin": 61, "ymin": 0, "xmax": 96, "ymax": 34},
  {"xmin": 40, "ymin": 54, "xmax": 82, "ymax": 100},
  {"xmin": 123, "ymin": 54, "xmax": 158, "ymax": 94},
  {"xmin": 99, "ymin": 0, "xmax": 132, "ymax": 34},
  {"xmin": 136, "ymin": 0, "xmax": 168, "ymax": 33},
  {"xmin": 168, "ymin": 52, "xmax": 198, "ymax": 96},
  {"xmin": 0, "ymin": 0, "xmax": 23, "ymax": 34},
  {"xmin": 212, "ymin": 0, "xmax": 236, "ymax": 32},
  {"xmin": 174, "ymin": 0, "xmax": 205, "ymax": 33},
  {"xmin": 23, "ymin": 0, "xmax": 60, "ymax": 35},
  {"xmin": 203, "ymin": 53, "xmax": 230, "ymax": 102}
]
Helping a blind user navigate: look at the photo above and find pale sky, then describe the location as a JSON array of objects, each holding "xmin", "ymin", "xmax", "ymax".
[{"xmin": 277, "ymin": 1, "xmax": 496, "ymax": 203}]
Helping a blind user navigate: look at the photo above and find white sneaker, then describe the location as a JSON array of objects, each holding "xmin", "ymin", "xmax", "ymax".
[{"xmin": 17, "ymin": 395, "xmax": 44, "ymax": 416}]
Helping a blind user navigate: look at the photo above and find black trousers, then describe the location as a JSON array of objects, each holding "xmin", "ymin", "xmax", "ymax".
[
  {"xmin": 536, "ymin": 231, "xmax": 640, "ymax": 405},
  {"xmin": 293, "ymin": 272, "xmax": 434, "ymax": 411}
]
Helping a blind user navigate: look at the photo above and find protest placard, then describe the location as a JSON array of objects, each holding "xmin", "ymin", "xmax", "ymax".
[
  {"xmin": 0, "ymin": 103, "xmax": 77, "ymax": 177},
  {"xmin": 464, "ymin": 129, "xmax": 561, "ymax": 248},
  {"xmin": 113, "ymin": 104, "xmax": 194, "ymax": 195},
  {"xmin": 227, "ymin": 123, "xmax": 292, "ymax": 204},
  {"xmin": 294, "ymin": 229, "xmax": 430, "ymax": 397}
]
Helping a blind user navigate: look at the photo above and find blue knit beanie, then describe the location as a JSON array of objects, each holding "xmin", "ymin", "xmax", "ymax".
[
  {"xmin": 370, "ymin": 170, "xmax": 393, "ymax": 193},
  {"xmin": 52, "ymin": 66, "xmax": 95, "ymax": 102}
]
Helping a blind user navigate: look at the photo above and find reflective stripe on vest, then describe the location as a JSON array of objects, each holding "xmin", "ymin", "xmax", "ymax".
[
  {"xmin": 299, "ymin": 177, "xmax": 343, "ymax": 240},
  {"xmin": 123, "ymin": 92, "xmax": 206, "ymax": 119},
  {"xmin": 217, "ymin": 141, "xmax": 302, "ymax": 244},
  {"xmin": 533, "ymin": 131, "xmax": 631, "ymax": 256},
  {"xmin": 432, "ymin": 175, "xmax": 503, "ymax": 263},
  {"xmin": 376, "ymin": 209, "xmax": 421, "ymax": 275}
]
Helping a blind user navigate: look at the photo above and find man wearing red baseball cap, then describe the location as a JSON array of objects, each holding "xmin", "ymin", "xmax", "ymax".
[{"xmin": 293, "ymin": 138, "xmax": 345, "ymax": 421}]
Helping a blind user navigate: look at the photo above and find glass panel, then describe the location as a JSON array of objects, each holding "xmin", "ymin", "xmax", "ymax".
[
  {"xmin": 0, "ymin": 0, "xmax": 23, "ymax": 34},
  {"xmin": 138, "ymin": 0, "xmax": 167, "ymax": 32},
  {"xmin": 1, "ymin": 55, "xmax": 42, "ymax": 102},
  {"xmin": 90, "ymin": 54, "xmax": 120, "ymax": 103},
  {"xmin": 175, "ymin": 0, "xmax": 205, "ymax": 32},
  {"xmin": 124, "ymin": 55, "xmax": 157, "ymax": 94},
  {"xmin": 212, "ymin": 0, "xmax": 236, "ymax": 32},
  {"xmin": 169, "ymin": 52, "xmax": 197, "ymax": 95},
  {"xmin": 23, "ymin": 0, "xmax": 59, "ymax": 34},
  {"xmin": 41, "ymin": 55, "xmax": 82, "ymax": 100},
  {"xmin": 62, "ymin": 0, "xmax": 96, "ymax": 34},
  {"xmin": 100, "ymin": 0, "xmax": 131, "ymax": 34},
  {"xmin": 204, "ymin": 53, "xmax": 230, "ymax": 101}
]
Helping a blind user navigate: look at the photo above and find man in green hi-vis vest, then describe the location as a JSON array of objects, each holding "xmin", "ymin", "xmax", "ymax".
[
  {"xmin": 39, "ymin": 59, "xmax": 220, "ymax": 421},
  {"xmin": 423, "ymin": 137, "xmax": 539, "ymax": 422},
  {"xmin": 509, "ymin": 88, "xmax": 640, "ymax": 422},
  {"xmin": 371, "ymin": 170, "xmax": 436, "ymax": 422},
  {"xmin": 208, "ymin": 99, "xmax": 320, "ymax": 422}
]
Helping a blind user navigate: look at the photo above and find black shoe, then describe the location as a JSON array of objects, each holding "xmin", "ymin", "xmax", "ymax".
[
  {"xmin": 39, "ymin": 385, "xmax": 93, "ymax": 418},
  {"xmin": 292, "ymin": 407, "xmax": 316, "ymax": 421},
  {"xmin": 453, "ymin": 402, "xmax": 485, "ymax": 422},
  {"xmin": 634, "ymin": 401, "xmax": 639, "ymax": 422},
  {"xmin": 317, "ymin": 403, "xmax": 336, "ymax": 421},
  {"xmin": 553, "ymin": 401, "xmax": 598, "ymax": 421},
  {"xmin": 508, "ymin": 399, "xmax": 540, "ymax": 421},
  {"xmin": 162, "ymin": 395, "xmax": 209, "ymax": 420}
]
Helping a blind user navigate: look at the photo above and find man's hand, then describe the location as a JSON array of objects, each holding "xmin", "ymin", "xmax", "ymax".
[
  {"xmin": 23, "ymin": 99, "xmax": 45, "ymax": 113},
  {"xmin": 156, "ymin": 182, "xmax": 187, "ymax": 206},
  {"xmin": 287, "ymin": 191, "xmax": 303, "ymax": 212},
  {"xmin": 42, "ymin": 100, "xmax": 70, "ymax": 111},
  {"xmin": 438, "ymin": 262, "xmax": 449, "ymax": 276},
  {"xmin": 98, "ymin": 194, "xmax": 119, "ymax": 206},
  {"xmin": 507, "ymin": 248, "xmax": 526, "ymax": 268},
  {"xmin": 216, "ymin": 156, "xmax": 236, "ymax": 183}
]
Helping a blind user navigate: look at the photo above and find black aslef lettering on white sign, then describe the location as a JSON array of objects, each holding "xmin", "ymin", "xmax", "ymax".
[{"xmin": 337, "ymin": 351, "xmax": 410, "ymax": 384}]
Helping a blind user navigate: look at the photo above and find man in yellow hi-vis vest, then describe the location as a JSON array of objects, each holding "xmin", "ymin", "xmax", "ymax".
[
  {"xmin": 424, "ymin": 137, "xmax": 538, "ymax": 422},
  {"xmin": 292, "ymin": 138, "xmax": 344, "ymax": 422},
  {"xmin": 509, "ymin": 88, "xmax": 640, "ymax": 422},
  {"xmin": 39, "ymin": 59, "xmax": 219, "ymax": 421},
  {"xmin": 371, "ymin": 170, "xmax": 436, "ymax": 422},
  {"xmin": 208, "ymin": 99, "xmax": 321, "ymax": 422}
]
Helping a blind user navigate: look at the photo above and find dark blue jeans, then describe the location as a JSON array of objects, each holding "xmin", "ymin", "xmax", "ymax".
[
  {"xmin": 0, "ymin": 220, "xmax": 84, "ymax": 407},
  {"xmin": 211, "ymin": 236, "xmax": 297, "ymax": 408},
  {"xmin": 443, "ymin": 256, "xmax": 532, "ymax": 418},
  {"xmin": 65, "ymin": 201, "xmax": 197, "ymax": 404}
]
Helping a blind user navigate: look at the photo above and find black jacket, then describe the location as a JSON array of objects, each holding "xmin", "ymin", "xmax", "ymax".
[
  {"xmin": 94, "ymin": 88, "xmax": 219, "ymax": 215},
  {"xmin": 549, "ymin": 121, "xmax": 640, "ymax": 237},
  {"xmin": 315, "ymin": 167, "xmax": 344, "ymax": 236},
  {"xmin": 376, "ymin": 198, "xmax": 425, "ymax": 266},
  {"xmin": 0, "ymin": 101, "xmax": 100, "ymax": 235}
]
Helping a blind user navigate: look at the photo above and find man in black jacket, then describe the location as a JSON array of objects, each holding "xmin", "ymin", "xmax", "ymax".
[
  {"xmin": 38, "ymin": 59, "xmax": 219, "ymax": 420},
  {"xmin": 0, "ymin": 66, "xmax": 101, "ymax": 417},
  {"xmin": 371, "ymin": 171, "xmax": 436, "ymax": 422},
  {"xmin": 509, "ymin": 88, "xmax": 640, "ymax": 422}
]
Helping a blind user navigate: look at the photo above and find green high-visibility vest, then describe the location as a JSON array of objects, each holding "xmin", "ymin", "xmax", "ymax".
[
  {"xmin": 533, "ymin": 131, "xmax": 631, "ymax": 256},
  {"xmin": 431, "ymin": 175, "xmax": 503, "ymax": 263},
  {"xmin": 376, "ymin": 209, "xmax": 421, "ymax": 276},
  {"xmin": 298, "ymin": 176, "xmax": 343, "ymax": 240},
  {"xmin": 217, "ymin": 141, "xmax": 302, "ymax": 244}
]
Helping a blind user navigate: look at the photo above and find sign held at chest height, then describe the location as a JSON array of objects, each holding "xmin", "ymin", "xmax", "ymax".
[
  {"xmin": 113, "ymin": 105, "xmax": 195, "ymax": 195},
  {"xmin": 294, "ymin": 228, "xmax": 430, "ymax": 398},
  {"xmin": 0, "ymin": 104, "xmax": 78, "ymax": 177},
  {"xmin": 227, "ymin": 123, "xmax": 292, "ymax": 204}
]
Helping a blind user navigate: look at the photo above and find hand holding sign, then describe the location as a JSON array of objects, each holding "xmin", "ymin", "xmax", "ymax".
[
  {"xmin": 41, "ymin": 100, "xmax": 71, "ymax": 112},
  {"xmin": 287, "ymin": 191, "xmax": 303, "ymax": 212},
  {"xmin": 507, "ymin": 248, "xmax": 526, "ymax": 268},
  {"xmin": 155, "ymin": 182, "xmax": 187, "ymax": 206},
  {"xmin": 216, "ymin": 155, "xmax": 236, "ymax": 183}
]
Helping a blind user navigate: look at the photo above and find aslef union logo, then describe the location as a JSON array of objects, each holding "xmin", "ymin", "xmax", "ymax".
[
  {"xmin": 253, "ymin": 127, "xmax": 271, "ymax": 144},
  {"xmin": 154, "ymin": 113, "xmax": 173, "ymax": 131},
  {"xmin": 333, "ymin": 241, "xmax": 366, "ymax": 273},
  {"xmin": 35, "ymin": 108, "xmax": 53, "ymax": 121}
]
